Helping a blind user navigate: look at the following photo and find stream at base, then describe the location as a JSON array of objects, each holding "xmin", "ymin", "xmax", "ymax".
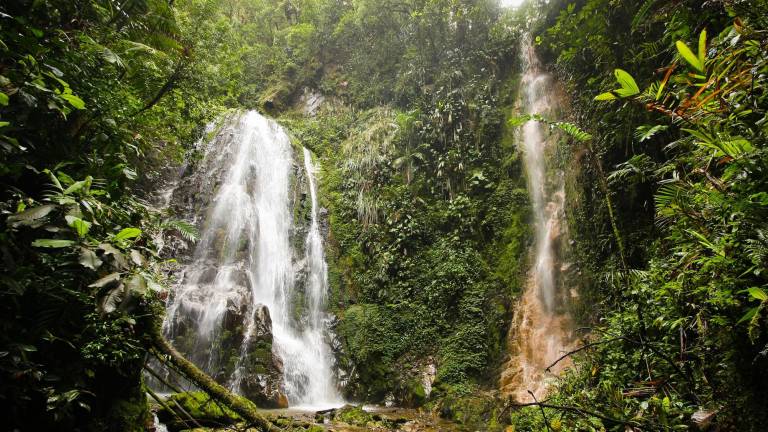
[{"xmin": 260, "ymin": 406, "xmax": 461, "ymax": 432}]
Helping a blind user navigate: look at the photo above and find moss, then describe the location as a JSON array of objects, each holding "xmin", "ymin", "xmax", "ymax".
[
  {"xmin": 105, "ymin": 393, "xmax": 152, "ymax": 432},
  {"xmin": 402, "ymin": 378, "xmax": 427, "ymax": 407},
  {"xmin": 433, "ymin": 385, "xmax": 506, "ymax": 432},
  {"xmin": 157, "ymin": 391, "xmax": 241, "ymax": 432},
  {"xmin": 259, "ymin": 80, "xmax": 295, "ymax": 113},
  {"xmin": 333, "ymin": 404, "xmax": 375, "ymax": 426}
]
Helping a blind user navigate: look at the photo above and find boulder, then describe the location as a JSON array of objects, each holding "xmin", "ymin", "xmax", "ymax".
[{"xmin": 238, "ymin": 304, "xmax": 289, "ymax": 408}]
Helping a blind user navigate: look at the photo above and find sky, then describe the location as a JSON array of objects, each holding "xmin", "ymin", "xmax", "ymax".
[{"xmin": 500, "ymin": 0, "xmax": 526, "ymax": 7}]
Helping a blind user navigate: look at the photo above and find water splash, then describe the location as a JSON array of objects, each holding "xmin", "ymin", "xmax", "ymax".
[
  {"xmin": 163, "ymin": 111, "xmax": 342, "ymax": 408},
  {"xmin": 500, "ymin": 36, "xmax": 575, "ymax": 403}
]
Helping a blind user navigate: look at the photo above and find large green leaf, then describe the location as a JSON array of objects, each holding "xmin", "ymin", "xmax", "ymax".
[
  {"xmin": 6, "ymin": 204, "xmax": 57, "ymax": 228},
  {"xmin": 99, "ymin": 243, "xmax": 128, "ymax": 269},
  {"xmin": 676, "ymin": 40, "xmax": 704, "ymax": 72},
  {"xmin": 748, "ymin": 287, "xmax": 768, "ymax": 302},
  {"xmin": 65, "ymin": 215, "xmax": 91, "ymax": 238},
  {"xmin": 614, "ymin": 69, "xmax": 640, "ymax": 95},
  {"xmin": 125, "ymin": 274, "xmax": 148, "ymax": 295},
  {"xmin": 60, "ymin": 93, "xmax": 85, "ymax": 110},
  {"xmin": 98, "ymin": 284, "xmax": 126, "ymax": 314},
  {"xmin": 114, "ymin": 227, "xmax": 142, "ymax": 241},
  {"xmin": 63, "ymin": 176, "xmax": 92, "ymax": 195},
  {"xmin": 88, "ymin": 272, "xmax": 121, "ymax": 288},
  {"xmin": 129, "ymin": 249, "xmax": 146, "ymax": 266},
  {"xmin": 79, "ymin": 248, "xmax": 103, "ymax": 270},
  {"xmin": 32, "ymin": 239, "xmax": 75, "ymax": 248}
]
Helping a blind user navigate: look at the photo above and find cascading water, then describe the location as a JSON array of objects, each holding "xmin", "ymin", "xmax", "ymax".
[
  {"xmin": 162, "ymin": 110, "xmax": 342, "ymax": 408},
  {"xmin": 500, "ymin": 37, "xmax": 575, "ymax": 402}
]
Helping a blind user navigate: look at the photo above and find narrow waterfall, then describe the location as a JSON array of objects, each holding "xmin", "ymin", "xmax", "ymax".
[
  {"xmin": 500, "ymin": 37, "xmax": 574, "ymax": 402},
  {"xmin": 163, "ymin": 110, "xmax": 342, "ymax": 408}
]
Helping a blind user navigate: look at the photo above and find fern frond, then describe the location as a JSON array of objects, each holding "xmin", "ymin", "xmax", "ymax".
[{"xmin": 162, "ymin": 219, "xmax": 199, "ymax": 242}]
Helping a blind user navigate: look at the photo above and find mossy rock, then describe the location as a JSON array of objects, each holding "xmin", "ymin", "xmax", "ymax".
[
  {"xmin": 106, "ymin": 395, "xmax": 152, "ymax": 432},
  {"xmin": 157, "ymin": 391, "xmax": 242, "ymax": 432},
  {"xmin": 332, "ymin": 404, "xmax": 375, "ymax": 426}
]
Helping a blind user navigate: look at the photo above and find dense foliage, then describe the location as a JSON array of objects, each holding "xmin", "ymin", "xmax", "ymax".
[
  {"xmin": 278, "ymin": 2, "xmax": 534, "ymax": 405},
  {"xmin": 504, "ymin": 0, "xmax": 768, "ymax": 430},
  {"xmin": 0, "ymin": 0, "xmax": 216, "ymax": 429},
  {"xmin": 2, "ymin": 0, "xmax": 766, "ymax": 431}
]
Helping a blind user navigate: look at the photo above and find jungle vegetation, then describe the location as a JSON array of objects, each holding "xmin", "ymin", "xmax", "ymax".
[{"xmin": 0, "ymin": 0, "xmax": 766, "ymax": 431}]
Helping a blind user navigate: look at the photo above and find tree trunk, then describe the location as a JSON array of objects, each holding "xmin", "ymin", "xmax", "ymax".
[{"xmin": 148, "ymin": 324, "xmax": 281, "ymax": 432}]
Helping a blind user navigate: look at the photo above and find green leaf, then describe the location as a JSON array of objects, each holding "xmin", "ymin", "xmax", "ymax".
[
  {"xmin": 63, "ymin": 177, "xmax": 92, "ymax": 195},
  {"xmin": 99, "ymin": 243, "xmax": 128, "ymax": 269},
  {"xmin": 98, "ymin": 284, "xmax": 125, "ymax": 314},
  {"xmin": 0, "ymin": 121, "xmax": 9, "ymax": 128},
  {"xmin": 594, "ymin": 92, "xmax": 618, "ymax": 101},
  {"xmin": 634, "ymin": 125, "xmax": 668, "ymax": 142},
  {"xmin": 88, "ymin": 272, "xmax": 121, "ymax": 288},
  {"xmin": 60, "ymin": 93, "xmax": 85, "ymax": 110},
  {"xmin": 748, "ymin": 287, "xmax": 768, "ymax": 302},
  {"xmin": 31, "ymin": 239, "xmax": 75, "ymax": 248},
  {"xmin": 162, "ymin": 220, "xmax": 199, "ymax": 242},
  {"xmin": 43, "ymin": 169, "xmax": 64, "ymax": 191},
  {"xmin": 79, "ymin": 248, "xmax": 103, "ymax": 270},
  {"xmin": 687, "ymin": 229, "xmax": 723, "ymax": 256},
  {"xmin": 18, "ymin": 344, "xmax": 38, "ymax": 352},
  {"xmin": 738, "ymin": 306, "xmax": 759, "ymax": 324},
  {"xmin": 614, "ymin": 69, "xmax": 640, "ymax": 95},
  {"xmin": 676, "ymin": 40, "xmax": 704, "ymax": 72},
  {"xmin": 65, "ymin": 215, "xmax": 91, "ymax": 238},
  {"xmin": 0, "ymin": 92, "xmax": 8, "ymax": 106},
  {"xmin": 698, "ymin": 29, "xmax": 707, "ymax": 66},
  {"xmin": 6, "ymin": 204, "xmax": 57, "ymax": 228},
  {"xmin": 114, "ymin": 227, "xmax": 141, "ymax": 241}
]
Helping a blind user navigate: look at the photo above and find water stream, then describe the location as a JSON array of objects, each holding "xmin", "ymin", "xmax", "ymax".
[
  {"xmin": 162, "ymin": 111, "xmax": 342, "ymax": 408},
  {"xmin": 500, "ymin": 37, "xmax": 575, "ymax": 402}
]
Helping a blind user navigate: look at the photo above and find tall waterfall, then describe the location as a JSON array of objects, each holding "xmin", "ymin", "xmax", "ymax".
[
  {"xmin": 163, "ymin": 110, "xmax": 342, "ymax": 408},
  {"xmin": 500, "ymin": 37, "xmax": 574, "ymax": 402}
]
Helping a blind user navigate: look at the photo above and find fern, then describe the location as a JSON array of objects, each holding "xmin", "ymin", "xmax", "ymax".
[
  {"xmin": 631, "ymin": 0, "xmax": 657, "ymax": 32},
  {"xmin": 634, "ymin": 124, "xmax": 668, "ymax": 142},
  {"xmin": 552, "ymin": 121, "xmax": 593, "ymax": 142},
  {"xmin": 508, "ymin": 114, "xmax": 593, "ymax": 142},
  {"xmin": 162, "ymin": 219, "xmax": 199, "ymax": 242},
  {"xmin": 608, "ymin": 154, "xmax": 655, "ymax": 185}
]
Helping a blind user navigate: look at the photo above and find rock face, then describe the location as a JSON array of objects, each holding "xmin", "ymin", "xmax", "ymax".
[
  {"xmin": 155, "ymin": 111, "xmax": 341, "ymax": 407},
  {"xmin": 238, "ymin": 305, "xmax": 289, "ymax": 408},
  {"xmin": 156, "ymin": 113, "xmax": 291, "ymax": 407}
]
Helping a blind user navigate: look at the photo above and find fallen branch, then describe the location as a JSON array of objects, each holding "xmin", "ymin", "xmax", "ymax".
[
  {"xmin": 545, "ymin": 336, "xmax": 625, "ymax": 372},
  {"xmin": 146, "ymin": 385, "xmax": 197, "ymax": 430},
  {"xmin": 528, "ymin": 391, "xmax": 553, "ymax": 432},
  {"xmin": 148, "ymin": 323, "xmax": 281, "ymax": 432}
]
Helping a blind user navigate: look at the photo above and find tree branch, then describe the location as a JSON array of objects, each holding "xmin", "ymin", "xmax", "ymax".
[
  {"xmin": 545, "ymin": 336, "xmax": 625, "ymax": 372},
  {"xmin": 148, "ymin": 323, "xmax": 281, "ymax": 431}
]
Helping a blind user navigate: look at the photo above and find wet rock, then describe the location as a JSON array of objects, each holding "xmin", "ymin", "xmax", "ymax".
[{"xmin": 238, "ymin": 304, "xmax": 289, "ymax": 408}]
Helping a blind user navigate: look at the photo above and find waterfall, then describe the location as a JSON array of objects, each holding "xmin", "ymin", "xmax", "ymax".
[
  {"xmin": 278, "ymin": 148, "xmax": 343, "ymax": 408},
  {"xmin": 162, "ymin": 110, "xmax": 342, "ymax": 408},
  {"xmin": 500, "ymin": 36, "xmax": 575, "ymax": 402}
]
